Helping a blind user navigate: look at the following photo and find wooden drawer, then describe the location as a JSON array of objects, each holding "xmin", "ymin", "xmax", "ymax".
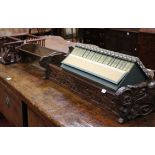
[
  {"xmin": 83, "ymin": 29, "xmax": 105, "ymax": 48},
  {"xmin": 138, "ymin": 33, "xmax": 155, "ymax": 69},
  {"xmin": 0, "ymin": 81, "xmax": 23, "ymax": 126},
  {"xmin": 105, "ymin": 29, "xmax": 138, "ymax": 56}
]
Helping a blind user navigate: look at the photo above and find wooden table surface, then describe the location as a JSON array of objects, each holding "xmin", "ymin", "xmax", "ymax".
[{"xmin": 0, "ymin": 36, "xmax": 155, "ymax": 127}]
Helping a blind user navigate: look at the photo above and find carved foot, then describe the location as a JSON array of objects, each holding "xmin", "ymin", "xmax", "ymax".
[{"xmin": 116, "ymin": 80, "xmax": 155, "ymax": 123}]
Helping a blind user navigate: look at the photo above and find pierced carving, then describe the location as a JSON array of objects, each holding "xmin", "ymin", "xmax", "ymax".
[
  {"xmin": 48, "ymin": 64, "xmax": 117, "ymax": 112},
  {"xmin": 1, "ymin": 45, "xmax": 21, "ymax": 64},
  {"xmin": 0, "ymin": 34, "xmax": 46, "ymax": 65},
  {"xmin": 116, "ymin": 81, "xmax": 155, "ymax": 123}
]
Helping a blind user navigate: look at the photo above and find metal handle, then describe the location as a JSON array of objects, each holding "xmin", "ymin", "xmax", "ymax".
[{"xmin": 5, "ymin": 96, "xmax": 11, "ymax": 108}]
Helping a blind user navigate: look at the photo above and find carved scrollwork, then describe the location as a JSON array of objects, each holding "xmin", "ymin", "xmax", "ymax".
[
  {"xmin": 39, "ymin": 53, "xmax": 64, "ymax": 79},
  {"xmin": 116, "ymin": 81, "xmax": 155, "ymax": 123},
  {"xmin": 1, "ymin": 46, "xmax": 21, "ymax": 64}
]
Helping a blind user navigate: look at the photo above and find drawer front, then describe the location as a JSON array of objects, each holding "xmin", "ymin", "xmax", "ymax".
[
  {"xmin": 82, "ymin": 29, "xmax": 138, "ymax": 54},
  {"xmin": 105, "ymin": 30, "xmax": 138, "ymax": 56},
  {"xmin": 0, "ymin": 82, "xmax": 23, "ymax": 126},
  {"xmin": 83, "ymin": 29, "xmax": 105, "ymax": 48},
  {"xmin": 138, "ymin": 33, "xmax": 155, "ymax": 69}
]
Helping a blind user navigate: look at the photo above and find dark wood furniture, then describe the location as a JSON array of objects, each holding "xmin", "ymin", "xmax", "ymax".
[
  {"xmin": 0, "ymin": 36, "xmax": 155, "ymax": 127},
  {"xmin": 138, "ymin": 29, "xmax": 155, "ymax": 69},
  {"xmin": 0, "ymin": 33, "xmax": 45, "ymax": 65},
  {"xmin": 79, "ymin": 28, "xmax": 155, "ymax": 69}
]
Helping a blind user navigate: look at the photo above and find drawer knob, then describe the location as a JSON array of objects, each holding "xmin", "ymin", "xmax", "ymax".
[
  {"xmin": 127, "ymin": 32, "xmax": 130, "ymax": 36},
  {"xmin": 5, "ymin": 96, "xmax": 11, "ymax": 108}
]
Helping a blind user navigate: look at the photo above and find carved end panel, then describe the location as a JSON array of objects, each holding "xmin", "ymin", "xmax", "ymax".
[
  {"xmin": 39, "ymin": 53, "xmax": 66, "ymax": 79},
  {"xmin": 115, "ymin": 81, "xmax": 155, "ymax": 123},
  {"xmin": 1, "ymin": 47, "xmax": 21, "ymax": 65}
]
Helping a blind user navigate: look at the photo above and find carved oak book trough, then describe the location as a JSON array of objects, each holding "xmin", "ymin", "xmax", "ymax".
[
  {"xmin": 18, "ymin": 43, "xmax": 155, "ymax": 123},
  {"xmin": 0, "ymin": 33, "xmax": 45, "ymax": 65}
]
